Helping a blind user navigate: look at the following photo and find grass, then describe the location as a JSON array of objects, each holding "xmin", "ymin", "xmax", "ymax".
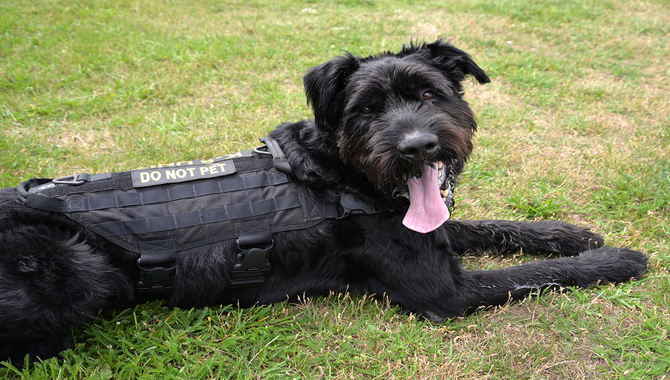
[{"xmin": 1, "ymin": 0, "xmax": 669, "ymax": 378}]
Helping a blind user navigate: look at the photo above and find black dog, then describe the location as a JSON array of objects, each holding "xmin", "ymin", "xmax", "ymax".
[{"xmin": 0, "ymin": 40, "xmax": 647, "ymax": 368}]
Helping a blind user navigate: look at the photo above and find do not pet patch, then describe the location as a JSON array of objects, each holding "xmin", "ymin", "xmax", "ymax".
[
  {"xmin": 130, "ymin": 151, "xmax": 252, "ymax": 188},
  {"xmin": 132, "ymin": 161, "xmax": 236, "ymax": 187}
]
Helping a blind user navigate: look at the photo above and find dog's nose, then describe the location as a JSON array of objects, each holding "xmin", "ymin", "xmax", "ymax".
[{"xmin": 398, "ymin": 131, "xmax": 439, "ymax": 160}]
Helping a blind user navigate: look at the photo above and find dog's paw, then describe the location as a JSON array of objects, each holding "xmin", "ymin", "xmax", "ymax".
[
  {"xmin": 577, "ymin": 247, "xmax": 648, "ymax": 284},
  {"xmin": 536, "ymin": 221, "xmax": 605, "ymax": 256}
]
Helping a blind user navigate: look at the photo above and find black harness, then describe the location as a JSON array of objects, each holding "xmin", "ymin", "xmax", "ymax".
[{"xmin": 16, "ymin": 137, "xmax": 378, "ymax": 306}]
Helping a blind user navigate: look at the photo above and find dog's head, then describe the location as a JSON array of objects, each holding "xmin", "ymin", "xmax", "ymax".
[{"xmin": 304, "ymin": 40, "xmax": 490, "ymax": 232}]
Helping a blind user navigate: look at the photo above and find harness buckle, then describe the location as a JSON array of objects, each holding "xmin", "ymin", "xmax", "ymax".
[
  {"xmin": 135, "ymin": 255, "xmax": 176, "ymax": 301},
  {"xmin": 219, "ymin": 239, "xmax": 273, "ymax": 307},
  {"xmin": 135, "ymin": 265, "xmax": 176, "ymax": 301},
  {"xmin": 233, "ymin": 239, "xmax": 272, "ymax": 273},
  {"xmin": 52, "ymin": 173, "xmax": 90, "ymax": 185}
]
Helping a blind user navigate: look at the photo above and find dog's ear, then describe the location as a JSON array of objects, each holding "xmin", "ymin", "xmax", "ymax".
[
  {"xmin": 304, "ymin": 53, "xmax": 361, "ymax": 131},
  {"xmin": 403, "ymin": 39, "xmax": 490, "ymax": 86}
]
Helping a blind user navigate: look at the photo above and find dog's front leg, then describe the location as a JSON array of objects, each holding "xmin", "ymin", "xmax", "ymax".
[
  {"xmin": 459, "ymin": 246, "xmax": 647, "ymax": 313},
  {"xmin": 442, "ymin": 220, "xmax": 604, "ymax": 256}
]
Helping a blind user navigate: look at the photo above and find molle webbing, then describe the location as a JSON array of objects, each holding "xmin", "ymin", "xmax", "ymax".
[{"xmin": 19, "ymin": 150, "xmax": 340, "ymax": 255}]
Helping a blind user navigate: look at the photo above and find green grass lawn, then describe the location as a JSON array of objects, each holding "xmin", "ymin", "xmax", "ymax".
[{"xmin": 1, "ymin": 0, "xmax": 669, "ymax": 378}]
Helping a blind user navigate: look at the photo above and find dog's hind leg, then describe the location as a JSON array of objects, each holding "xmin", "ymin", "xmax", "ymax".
[
  {"xmin": 460, "ymin": 246, "xmax": 647, "ymax": 314},
  {"xmin": 0, "ymin": 225, "xmax": 133, "ymax": 368},
  {"xmin": 443, "ymin": 220, "xmax": 604, "ymax": 256}
]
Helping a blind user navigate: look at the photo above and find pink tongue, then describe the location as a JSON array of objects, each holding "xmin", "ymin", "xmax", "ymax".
[{"xmin": 402, "ymin": 164, "xmax": 450, "ymax": 233}]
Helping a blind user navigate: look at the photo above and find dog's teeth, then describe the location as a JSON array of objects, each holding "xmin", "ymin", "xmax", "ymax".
[
  {"xmin": 440, "ymin": 189, "xmax": 449, "ymax": 196},
  {"xmin": 438, "ymin": 161, "xmax": 443, "ymax": 169}
]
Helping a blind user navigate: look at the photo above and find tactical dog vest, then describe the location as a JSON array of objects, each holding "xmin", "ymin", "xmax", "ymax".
[{"xmin": 16, "ymin": 137, "xmax": 351, "ymax": 306}]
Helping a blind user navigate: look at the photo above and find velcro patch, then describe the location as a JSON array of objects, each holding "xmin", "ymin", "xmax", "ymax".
[
  {"xmin": 130, "ymin": 150, "xmax": 252, "ymax": 188},
  {"xmin": 132, "ymin": 160, "xmax": 237, "ymax": 188}
]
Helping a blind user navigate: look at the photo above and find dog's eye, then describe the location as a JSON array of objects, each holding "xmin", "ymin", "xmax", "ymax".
[
  {"xmin": 360, "ymin": 106, "xmax": 373, "ymax": 115},
  {"xmin": 421, "ymin": 91, "xmax": 436, "ymax": 100}
]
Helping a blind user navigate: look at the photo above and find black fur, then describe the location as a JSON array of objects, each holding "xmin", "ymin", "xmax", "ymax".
[{"xmin": 0, "ymin": 40, "xmax": 647, "ymax": 368}]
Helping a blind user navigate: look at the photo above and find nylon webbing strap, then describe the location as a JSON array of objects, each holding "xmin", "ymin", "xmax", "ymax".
[
  {"xmin": 16, "ymin": 179, "xmax": 68, "ymax": 212},
  {"xmin": 218, "ymin": 221, "xmax": 273, "ymax": 308},
  {"xmin": 260, "ymin": 136, "xmax": 292, "ymax": 176},
  {"xmin": 135, "ymin": 232, "xmax": 178, "ymax": 301}
]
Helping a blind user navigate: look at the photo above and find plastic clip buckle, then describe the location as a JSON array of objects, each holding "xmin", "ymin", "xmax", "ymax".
[
  {"xmin": 234, "ymin": 239, "xmax": 272, "ymax": 273},
  {"xmin": 228, "ymin": 239, "xmax": 272, "ymax": 289},
  {"xmin": 135, "ymin": 259, "xmax": 176, "ymax": 300}
]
